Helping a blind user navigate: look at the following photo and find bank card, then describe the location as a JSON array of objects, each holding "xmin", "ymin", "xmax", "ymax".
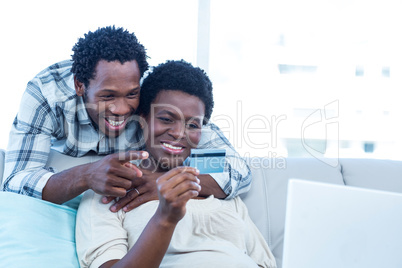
[{"xmin": 189, "ymin": 149, "xmax": 226, "ymax": 174}]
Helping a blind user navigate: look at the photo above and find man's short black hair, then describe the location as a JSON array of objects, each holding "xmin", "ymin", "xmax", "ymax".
[
  {"xmin": 139, "ymin": 60, "xmax": 214, "ymax": 123},
  {"xmin": 71, "ymin": 26, "xmax": 149, "ymax": 88}
]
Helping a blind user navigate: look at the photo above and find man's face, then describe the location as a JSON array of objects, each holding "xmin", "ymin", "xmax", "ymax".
[
  {"xmin": 75, "ymin": 60, "xmax": 141, "ymax": 137},
  {"xmin": 143, "ymin": 90, "xmax": 205, "ymax": 171}
]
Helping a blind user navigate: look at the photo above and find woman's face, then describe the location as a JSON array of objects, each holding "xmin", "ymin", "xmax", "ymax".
[{"xmin": 142, "ymin": 90, "xmax": 205, "ymax": 171}]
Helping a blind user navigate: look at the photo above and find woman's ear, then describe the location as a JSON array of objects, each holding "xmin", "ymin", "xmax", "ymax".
[{"xmin": 74, "ymin": 76, "xmax": 85, "ymax": 96}]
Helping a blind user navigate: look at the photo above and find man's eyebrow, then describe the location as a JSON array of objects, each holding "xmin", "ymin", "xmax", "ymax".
[
  {"xmin": 99, "ymin": 87, "xmax": 140, "ymax": 93},
  {"xmin": 99, "ymin": 89, "xmax": 116, "ymax": 93}
]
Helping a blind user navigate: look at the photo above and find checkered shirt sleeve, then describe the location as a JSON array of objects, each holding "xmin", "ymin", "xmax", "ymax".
[{"xmin": 198, "ymin": 123, "xmax": 252, "ymax": 199}]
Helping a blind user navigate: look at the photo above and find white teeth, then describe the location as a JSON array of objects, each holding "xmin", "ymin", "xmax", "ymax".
[
  {"xmin": 108, "ymin": 119, "xmax": 124, "ymax": 126},
  {"xmin": 163, "ymin": 143, "xmax": 183, "ymax": 150}
]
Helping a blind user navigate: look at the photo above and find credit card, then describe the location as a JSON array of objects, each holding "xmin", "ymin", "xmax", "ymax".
[{"xmin": 189, "ymin": 149, "xmax": 226, "ymax": 174}]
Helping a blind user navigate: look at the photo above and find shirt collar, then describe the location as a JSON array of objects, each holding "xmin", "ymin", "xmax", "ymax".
[{"xmin": 76, "ymin": 95, "xmax": 92, "ymax": 125}]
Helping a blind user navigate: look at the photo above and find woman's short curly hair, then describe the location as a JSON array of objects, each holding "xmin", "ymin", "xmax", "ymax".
[
  {"xmin": 139, "ymin": 60, "xmax": 214, "ymax": 123},
  {"xmin": 71, "ymin": 26, "xmax": 149, "ymax": 87}
]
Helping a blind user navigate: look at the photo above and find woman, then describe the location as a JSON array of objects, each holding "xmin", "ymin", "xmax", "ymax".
[{"xmin": 75, "ymin": 60, "xmax": 276, "ymax": 268}]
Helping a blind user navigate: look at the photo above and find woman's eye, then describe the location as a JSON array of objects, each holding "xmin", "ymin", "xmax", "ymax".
[
  {"xmin": 187, "ymin": 123, "xmax": 200, "ymax": 129},
  {"xmin": 158, "ymin": 117, "xmax": 172, "ymax": 123}
]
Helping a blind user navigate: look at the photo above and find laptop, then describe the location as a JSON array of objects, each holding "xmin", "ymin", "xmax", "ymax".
[{"xmin": 282, "ymin": 179, "xmax": 402, "ymax": 268}]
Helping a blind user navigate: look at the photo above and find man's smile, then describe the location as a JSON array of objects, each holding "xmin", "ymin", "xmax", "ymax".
[{"xmin": 104, "ymin": 117, "xmax": 129, "ymax": 131}]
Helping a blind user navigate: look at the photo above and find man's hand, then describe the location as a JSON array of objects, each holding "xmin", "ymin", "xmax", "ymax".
[
  {"xmin": 83, "ymin": 150, "xmax": 148, "ymax": 197},
  {"xmin": 102, "ymin": 166, "xmax": 227, "ymax": 212},
  {"xmin": 102, "ymin": 167, "xmax": 163, "ymax": 212}
]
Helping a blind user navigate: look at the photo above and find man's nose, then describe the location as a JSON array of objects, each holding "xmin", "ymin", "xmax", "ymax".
[{"xmin": 109, "ymin": 99, "xmax": 131, "ymax": 115}]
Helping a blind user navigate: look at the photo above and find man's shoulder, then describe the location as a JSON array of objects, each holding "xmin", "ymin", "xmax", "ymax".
[
  {"xmin": 35, "ymin": 60, "xmax": 73, "ymax": 78},
  {"xmin": 201, "ymin": 122, "xmax": 225, "ymax": 137},
  {"xmin": 33, "ymin": 60, "xmax": 76, "ymax": 103},
  {"xmin": 202, "ymin": 122, "xmax": 220, "ymax": 130}
]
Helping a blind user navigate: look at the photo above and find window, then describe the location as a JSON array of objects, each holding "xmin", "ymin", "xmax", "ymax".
[
  {"xmin": 2, "ymin": 0, "xmax": 402, "ymax": 161},
  {"xmin": 207, "ymin": 0, "xmax": 402, "ymax": 160}
]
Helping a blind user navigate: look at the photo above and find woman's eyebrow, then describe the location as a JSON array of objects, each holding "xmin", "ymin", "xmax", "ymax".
[
  {"xmin": 156, "ymin": 110, "xmax": 203, "ymax": 121},
  {"xmin": 157, "ymin": 110, "xmax": 176, "ymax": 117},
  {"xmin": 187, "ymin": 117, "xmax": 202, "ymax": 123}
]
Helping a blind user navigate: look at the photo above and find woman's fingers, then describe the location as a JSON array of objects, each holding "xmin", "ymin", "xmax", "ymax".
[
  {"xmin": 156, "ymin": 167, "xmax": 202, "ymax": 224},
  {"xmin": 157, "ymin": 167, "xmax": 201, "ymax": 203},
  {"xmin": 157, "ymin": 166, "xmax": 199, "ymax": 184}
]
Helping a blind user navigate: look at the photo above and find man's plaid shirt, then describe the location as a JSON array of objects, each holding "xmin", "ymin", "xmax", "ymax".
[{"xmin": 2, "ymin": 60, "xmax": 251, "ymax": 199}]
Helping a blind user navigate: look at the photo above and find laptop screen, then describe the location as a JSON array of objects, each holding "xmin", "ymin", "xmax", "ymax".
[{"xmin": 282, "ymin": 179, "xmax": 402, "ymax": 268}]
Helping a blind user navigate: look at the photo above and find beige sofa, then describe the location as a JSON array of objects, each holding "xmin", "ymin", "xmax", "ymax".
[{"xmin": 2, "ymin": 149, "xmax": 402, "ymax": 268}]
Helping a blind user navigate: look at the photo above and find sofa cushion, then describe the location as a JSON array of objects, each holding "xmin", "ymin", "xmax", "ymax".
[
  {"xmin": 241, "ymin": 157, "xmax": 345, "ymax": 268},
  {"xmin": 46, "ymin": 149, "xmax": 104, "ymax": 173},
  {"xmin": 340, "ymin": 158, "xmax": 402, "ymax": 194}
]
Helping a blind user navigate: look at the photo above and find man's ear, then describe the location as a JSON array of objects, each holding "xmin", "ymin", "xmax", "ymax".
[
  {"xmin": 74, "ymin": 76, "xmax": 85, "ymax": 96},
  {"xmin": 139, "ymin": 115, "xmax": 146, "ymax": 129}
]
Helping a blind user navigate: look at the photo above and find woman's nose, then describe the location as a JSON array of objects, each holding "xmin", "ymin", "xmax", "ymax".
[{"xmin": 168, "ymin": 122, "xmax": 186, "ymax": 140}]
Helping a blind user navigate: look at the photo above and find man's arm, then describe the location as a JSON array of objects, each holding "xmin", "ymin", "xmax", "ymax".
[
  {"xmin": 197, "ymin": 174, "xmax": 226, "ymax": 198},
  {"xmin": 2, "ymin": 73, "xmax": 147, "ymax": 204},
  {"xmin": 4, "ymin": 113, "xmax": 147, "ymax": 204},
  {"xmin": 42, "ymin": 151, "xmax": 147, "ymax": 204},
  {"xmin": 2, "ymin": 78, "xmax": 59, "ymax": 199},
  {"xmin": 197, "ymin": 122, "xmax": 252, "ymax": 199}
]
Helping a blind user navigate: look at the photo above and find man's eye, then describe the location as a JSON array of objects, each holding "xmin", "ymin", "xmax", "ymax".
[
  {"xmin": 101, "ymin": 95, "xmax": 114, "ymax": 100},
  {"xmin": 127, "ymin": 92, "xmax": 139, "ymax": 98}
]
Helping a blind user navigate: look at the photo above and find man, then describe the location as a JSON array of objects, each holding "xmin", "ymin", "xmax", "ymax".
[{"xmin": 2, "ymin": 26, "xmax": 251, "ymax": 212}]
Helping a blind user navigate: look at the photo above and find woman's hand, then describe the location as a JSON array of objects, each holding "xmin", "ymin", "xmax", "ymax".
[{"xmin": 156, "ymin": 166, "xmax": 201, "ymax": 225}]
